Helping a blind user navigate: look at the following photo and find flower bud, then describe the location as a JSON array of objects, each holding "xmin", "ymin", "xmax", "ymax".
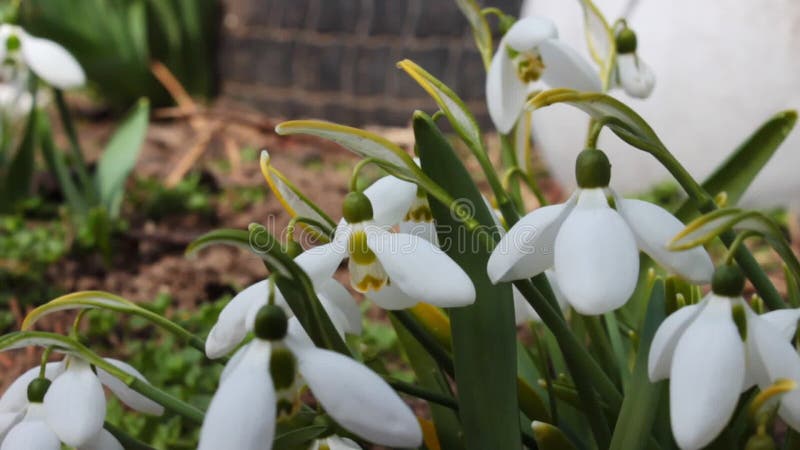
[
  {"xmin": 575, "ymin": 149, "xmax": 611, "ymax": 188},
  {"xmin": 254, "ymin": 304, "xmax": 289, "ymax": 341},
  {"xmin": 615, "ymin": 28, "xmax": 638, "ymax": 54},
  {"xmin": 6, "ymin": 34, "xmax": 21, "ymax": 52},
  {"xmin": 27, "ymin": 377, "xmax": 52, "ymax": 403},
  {"xmin": 712, "ymin": 265, "xmax": 745, "ymax": 297},
  {"xmin": 342, "ymin": 192, "xmax": 374, "ymax": 224}
]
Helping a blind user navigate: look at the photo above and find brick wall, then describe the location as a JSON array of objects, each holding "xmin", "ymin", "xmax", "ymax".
[{"xmin": 221, "ymin": 0, "xmax": 522, "ymax": 126}]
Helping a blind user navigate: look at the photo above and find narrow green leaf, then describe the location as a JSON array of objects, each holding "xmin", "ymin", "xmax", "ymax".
[
  {"xmin": 398, "ymin": 60, "xmax": 484, "ymax": 157},
  {"xmin": 454, "ymin": 0, "xmax": 493, "ymax": 68},
  {"xmin": 37, "ymin": 114, "xmax": 87, "ymax": 213},
  {"xmin": 609, "ymin": 280, "xmax": 667, "ymax": 450},
  {"xmin": 272, "ymin": 425, "xmax": 328, "ymax": 450},
  {"xmin": 95, "ymin": 98, "xmax": 150, "ymax": 217},
  {"xmin": 415, "ymin": 111, "xmax": 521, "ymax": 450},
  {"xmin": 532, "ymin": 421, "xmax": 578, "ymax": 450},
  {"xmin": 391, "ymin": 315, "xmax": 464, "ymax": 450},
  {"xmin": 674, "ymin": 110, "xmax": 797, "ymax": 219}
]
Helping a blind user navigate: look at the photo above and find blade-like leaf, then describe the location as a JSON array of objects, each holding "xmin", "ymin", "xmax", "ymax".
[
  {"xmin": 37, "ymin": 114, "xmax": 87, "ymax": 214},
  {"xmin": 674, "ymin": 110, "xmax": 797, "ymax": 219},
  {"xmin": 95, "ymin": 98, "xmax": 149, "ymax": 217},
  {"xmin": 454, "ymin": 0, "xmax": 493, "ymax": 69},
  {"xmin": 398, "ymin": 59, "xmax": 484, "ymax": 157},
  {"xmin": 415, "ymin": 111, "xmax": 521, "ymax": 450},
  {"xmin": 275, "ymin": 120, "xmax": 417, "ymax": 177},
  {"xmin": 609, "ymin": 280, "xmax": 667, "ymax": 450},
  {"xmin": 0, "ymin": 99, "xmax": 38, "ymax": 212}
]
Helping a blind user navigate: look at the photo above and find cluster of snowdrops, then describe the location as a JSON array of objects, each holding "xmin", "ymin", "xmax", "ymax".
[{"xmin": 2, "ymin": 2, "xmax": 800, "ymax": 450}]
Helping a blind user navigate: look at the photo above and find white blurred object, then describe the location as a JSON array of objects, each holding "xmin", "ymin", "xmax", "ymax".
[{"xmin": 521, "ymin": 0, "xmax": 800, "ymax": 207}]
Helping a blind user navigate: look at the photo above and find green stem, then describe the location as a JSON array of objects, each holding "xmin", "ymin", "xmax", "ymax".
[
  {"xmin": 500, "ymin": 132, "xmax": 524, "ymax": 212},
  {"xmin": 386, "ymin": 378, "xmax": 459, "ymax": 410},
  {"xmin": 130, "ymin": 378, "xmax": 204, "ymax": 423},
  {"xmin": 503, "ymin": 167, "xmax": 548, "ymax": 208},
  {"xmin": 391, "ymin": 311, "xmax": 454, "ymax": 377},
  {"xmin": 54, "ymin": 89, "xmax": 93, "ymax": 203},
  {"xmin": 583, "ymin": 315, "xmax": 621, "ymax": 389},
  {"xmin": 515, "ymin": 280, "xmax": 621, "ymax": 448},
  {"xmin": 132, "ymin": 307, "xmax": 207, "ymax": 354}
]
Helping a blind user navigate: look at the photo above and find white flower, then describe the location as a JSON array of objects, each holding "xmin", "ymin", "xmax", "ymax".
[
  {"xmin": 295, "ymin": 191, "xmax": 475, "ymax": 311},
  {"xmin": 486, "ymin": 16, "xmax": 602, "ymax": 133},
  {"xmin": 199, "ymin": 316, "xmax": 423, "ymax": 450},
  {"xmin": 648, "ymin": 266, "xmax": 800, "ymax": 450},
  {"xmin": 205, "ymin": 277, "xmax": 361, "ymax": 359},
  {"xmin": 310, "ymin": 435, "xmax": 362, "ymax": 449},
  {"xmin": 614, "ymin": 28, "xmax": 655, "ymax": 99},
  {"xmin": 0, "ymin": 24, "xmax": 85, "ymax": 90},
  {"xmin": 487, "ymin": 150, "xmax": 713, "ymax": 315},
  {"xmin": 0, "ymin": 356, "xmax": 163, "ymax": 448}
]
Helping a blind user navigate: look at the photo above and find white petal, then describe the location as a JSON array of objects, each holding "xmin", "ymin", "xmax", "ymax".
[
  {"xmin": 318, "ymin": 279, "xmax": 362, "ymax": 334},
  {"xmin": 647, "ymin": 298, "xmax": 707, "ymax": 381},
  {"xmin": 284, "ymin": 318, "xmax": 315, "ymax": 353},
  {"xmin": 669, "ymin": 297, "xmax": 744, "ymax": 450},
  {"xmin": 312, "ymin": 435, "xmax": 363, "ymax": 450},
  {"xmin": 19, "ymin": 32, "xmax": 85, "ymax": 89},
  {"xmin": 760, "ymin": 308, "xmax": 800, "ymax": 341},
  {"xmin": 367, "ymin": 283, "xmax": 420, "ymax": 310},
  {"xmin": 486, "ymin": 34, "xmax": 528, "ymax": 133},
  {"xmin": 97, "ymin": 359, "xmax": 164, "ymax": 415},
  {"xmin": 368, "ymin": 230, "xmax": 475, "ymax": 307},
  {"xmin": 0, "ymin": 411, "xmax": 22, "ymax": 441},
  {"xmin": 219, "ymin": 343, "xmax": 250, "ymax": 383},
  {"xmin": 295, "ymin": 242, "xmax": 347, "ymax": 285},
  {"xmin": 618, "ymin": 198, "xmax": 713, "ymax": 284},
  {"xmin": 504, "ymin": 16, "xmax": 558, "ymax": 52},
  {"xmin": 538, "ymin": 38, "xmax": 602, "ymax": 92},
  {"xmin": 44, "ymin": 359, "xmax": 106, "ymax": 447},
  {"xmin": 206, "ymin": 280, "xmax": 269, "ymax": 359},
  {"xmin": 0, "ymin": 420, "xmax": 61, "ymax": 450},
  {"xmin": 0, "ymin": 362, "xmax": 64, "ymax": 414},
  {"xmin": 487, "ymin": 198, "xmax": 575, "ymax": 283},
  {"xmin": 746, "ymin": 310, "xmax": 800, "ymax": 429},
  {"xmin": 617, "ymin": 53, "xmax": 655, "ymax": 98},
  {"xmin": 512, "ymin": 287, "xmax": 538, "ymax": 324},
  {"xmin": 554, "ymin": 189, "xmax": 639, "ymax": 315},
  {"xmin": 363, "ymin": 176, "xmax": 418, "ymax": 227},
  {"xmin": 198, "ymin": 341, "xmax": 275, "ymax": 450},
  {"xmin": 296, "ymin": 347, "xmax": 422, "ymax": 447},
  {"xmin": 78, "ymin": 429, "xmax": 124, "ymax": 450}
]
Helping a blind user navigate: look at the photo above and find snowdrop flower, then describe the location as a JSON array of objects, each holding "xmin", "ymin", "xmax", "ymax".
[
  {"xmin": 295, "ymin": 191, "xmax": 475, "ymax": 310},
  {"xmin": 0, "ymin": 356, "xmax": 163, "ymax": 448},
  {"xmin": 310, "ymin": 435, "xmax": 361, "ymax": 449},
  {"xmin": 199, "ymin": 305, "xmax": 423, "ymax": 450},
  {"xmin": 0, "ymin": 24, "xmax": 85, "ymax": 89},
  {"xmin": 487, "ymin": 149, "xmax": 713, "ymax": 315},
  {"xmin": 614, "ymin": 27, "xmax": 655, "ymax": 99},
  {"xmin": 486, "ymin": 16, "xmax": 602, "ymax": 133},
  {"xmin": 0, "ymin": 368, "xmax": 123, "ymax": 450},
  {"xmin": 205, "ymin": 276, "xmax": 361, "ymax": 359},
  {"xmin": 648, "ymin": 265, "xmax": 800, "ymax": 450}
]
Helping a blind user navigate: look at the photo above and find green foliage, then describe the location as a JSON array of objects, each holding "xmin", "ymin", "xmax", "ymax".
[
  {"xmin": 19, "ymin": 0, "xmax": 220, "ymax": 109},
  {"xmin": 130, "ymin": 173, "xmax": 213, "ymax": 219}
]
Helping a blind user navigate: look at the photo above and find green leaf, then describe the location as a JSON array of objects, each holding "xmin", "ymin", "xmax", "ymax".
[
  {"xmin": 532, "ymin": 421, "xmax": 578, "ymax": 450},
  {"xmin": 0, "ymin": 99, "xmax": 38, "ymax": 212},
  {"xmin": 272, "ymin": 424, "xmax": 328, "ymax": 450},
  {"xmin": 454, "ymin": 0, "xmax": 493, "ymax": 69},
  {"xmin": 398, "ymin": 60, "xmax": 484, "ymax": 157},
  {"xmin": 95, "ymin": 98, "xmax": 150, "ymax": 217},
  {"xmin": 415, "ymin": 111, "xmax": 521, "ymax": 450},
  {"xmin": 609, "ymin": 280, "xmax": 667, "ymax": 450},
  {"xmin": 275, "ymin": 120, "xmax": 418, "ymax": 179},
  {"xmin": 674, "ymin": 110, "xmax": 797, "ymax": 219},
  {"xmin": 391, "ymin": 315, "xmax": 464, "ymax": 450},
  {"xmin": 37, "ymin": 114, "xmax": 87, "ymax": 214}
]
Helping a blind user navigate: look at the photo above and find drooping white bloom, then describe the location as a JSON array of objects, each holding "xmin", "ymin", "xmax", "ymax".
[
  {"xmin": 199, "ymin": 317, "xmax": 423, "ymax": 450},
  {"xmin": 0, "ymin": 356, "xmax": 163, "ymax": 448},
  {"xmin": 487, "ymin": 150, "xmax": 713, "ymax": 315},
  {"xmin": 648, "ymin": 268, "xmax": 800, "ymax": 450},
  {"xmin": 486, "ymin": 16, "xmax": 602, "ymax": 133},
  {"xmin": 296, "ymin": 191, "xmax": 475, "ymax": 311},
  {"xmin": 614, "ymin": 28, "xmax": 655, "ymax": 99},
  {"xmin": 0, "ymin": 24, "xmax": 85, "ymax": 90},
  {"xmin": 205, "ymin": 277, "xmax": 361, "ymax": 359}
]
